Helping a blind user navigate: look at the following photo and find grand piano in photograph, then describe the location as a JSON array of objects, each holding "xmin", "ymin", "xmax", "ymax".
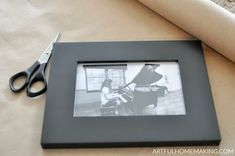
[{"xmin": 100, "ymin": 64, "xmax": 168, "ymax": 116}]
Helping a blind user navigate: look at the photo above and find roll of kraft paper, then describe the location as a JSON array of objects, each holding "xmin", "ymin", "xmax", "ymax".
[{"xmin": 138, "ymin": 0, "xmax": 235, "ymax": 63}]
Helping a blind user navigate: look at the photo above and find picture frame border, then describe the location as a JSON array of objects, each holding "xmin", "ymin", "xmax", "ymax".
[{"xmin": 41, "ymin": 40, "xmax": 221, "ymax": 148}]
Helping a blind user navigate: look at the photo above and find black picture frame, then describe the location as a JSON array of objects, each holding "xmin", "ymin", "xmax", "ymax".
[{"xmin": 41, "ymin": 40, "xmax": 221, "ymax": 148}]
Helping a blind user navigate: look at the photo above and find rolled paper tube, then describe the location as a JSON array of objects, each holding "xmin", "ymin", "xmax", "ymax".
[{"xmin": 138, "ymin": 0, "xmax": 235, "ymax": 62}]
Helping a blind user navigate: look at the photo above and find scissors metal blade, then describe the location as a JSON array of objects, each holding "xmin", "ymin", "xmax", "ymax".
[{"xmin": 38, "ymin": 32, "xmax": 60, "ymax": 64}]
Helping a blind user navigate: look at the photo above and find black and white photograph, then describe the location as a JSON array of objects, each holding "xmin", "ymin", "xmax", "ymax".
[{"xmin": 74, "ymin": 62, "xmax": 186, "ymax": 117}]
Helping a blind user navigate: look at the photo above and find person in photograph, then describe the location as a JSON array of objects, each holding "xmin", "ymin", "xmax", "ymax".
[
  {"xmin": 100, "ymin": 79, "xmax": 130, "ymax": 115},
  {"xmin": 100, "ymin": 79, "xmax": 122, "ymax": 115},
  {"xmin": 101, "ymin": 79, "xmax": 114, "ymax": 106}
]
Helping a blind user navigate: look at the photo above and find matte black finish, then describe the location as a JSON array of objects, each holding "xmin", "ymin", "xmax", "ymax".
[{"xmin": 41, "ymin": 40, "xmax": 221, "ymax": 148}]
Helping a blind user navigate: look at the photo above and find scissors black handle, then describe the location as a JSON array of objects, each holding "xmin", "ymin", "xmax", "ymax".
[
  {"xmin": 9, "ymin": 33, "xmax": 59, "ymax": 97},
  {"xmin": 9, "ymin": 61, "xmax": 40, "ymax": 92},
  {"xmin": 9, "ymin": 60, "xmax": 48, "ymax": 97},
  {"xmin": 26, "ymin": 63, "xmax": 47, "ymax": 97}
]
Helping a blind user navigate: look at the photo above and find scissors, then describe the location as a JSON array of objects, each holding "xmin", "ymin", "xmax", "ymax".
[{"xmin": 9, "ymin": 32, "xmax": 60, "ymax": 97}]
